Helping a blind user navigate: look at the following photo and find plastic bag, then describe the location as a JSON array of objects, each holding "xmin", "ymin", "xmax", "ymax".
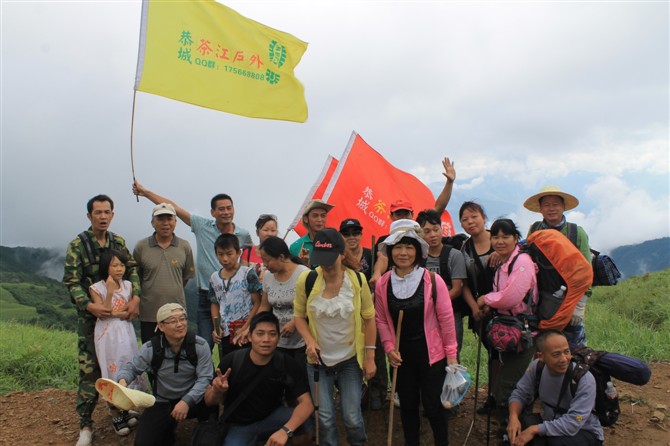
[{"xmin": 440, "ymin": 364, "xmax": 471, "ymax": 409}]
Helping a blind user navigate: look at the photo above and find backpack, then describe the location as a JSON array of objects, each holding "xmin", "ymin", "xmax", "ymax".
[
  {"xmin": 422, "ymin": 244, "xmax": 454, "ymax": 288},
  {"xmin": 78, "ymin": 230, "xmax": 119, "ymax": 280},
  {"xmin": 530, "ymin": 222, "xmax": 622, "ymax": 287},
  {"xmin": 514, "ymin": 230, "xmax": 593, "ymax": 331},
  {"xmin": 150, "ymin": 331, "xmax": 199, "ymax": 397},
  {"xmin": 535, "ymin": 347, "xmax": 624, "ymax": 426}
]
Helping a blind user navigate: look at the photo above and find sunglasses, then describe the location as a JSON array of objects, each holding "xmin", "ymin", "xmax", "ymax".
[{"xmin": 341, "ymin": 230, "xmax": 362, "ymax": 237}]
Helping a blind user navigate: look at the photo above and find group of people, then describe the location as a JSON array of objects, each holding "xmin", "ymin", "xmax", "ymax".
[{"xmin": 63, "ymin": 157, "xmax": 602, "ymax": 446}]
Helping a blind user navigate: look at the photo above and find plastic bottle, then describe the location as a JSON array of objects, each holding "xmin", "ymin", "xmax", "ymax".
[
  {"xmin": 605, "ymin": 381, "xmax": 618, "ymax": 399},
  {"xmin": 552, "ymin": 285, "xmax": 567, "ymax": 300}
]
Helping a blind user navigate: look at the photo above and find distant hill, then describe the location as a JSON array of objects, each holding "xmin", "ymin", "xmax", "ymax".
[{"xmin": 610, "ymin": 237, "xmax": 670, "ymax": 279}]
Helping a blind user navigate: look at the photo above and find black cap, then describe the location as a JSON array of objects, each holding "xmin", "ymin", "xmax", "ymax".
[
  {"xmin": 339, "ymin": 218, "xmax": 363, "ymax": 232},
  {"xmin": 310, "ymin": 228, "xmax": 345, "ymax": 267}
]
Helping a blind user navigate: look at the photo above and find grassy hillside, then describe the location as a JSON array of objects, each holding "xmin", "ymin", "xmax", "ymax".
[
  {"xmin": 0, "ymin": 272, "xmax": 76, "ymax": 331},
  {"xmin": 1, "ymin": 270, "xmax": 668, "ymax": 395}
]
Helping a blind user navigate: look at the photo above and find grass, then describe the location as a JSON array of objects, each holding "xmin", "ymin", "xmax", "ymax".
[
  {"xmin": 0, "ymin": 286, "xmax": 38, "ymax": 321},
  {"xmin": 1, "ymin": 270, "xmax": 668, "ymax": 396}
]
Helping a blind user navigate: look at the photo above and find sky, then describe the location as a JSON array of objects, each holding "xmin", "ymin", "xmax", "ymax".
[{"xmin": 2, "ymin": 0, "xmax": 668, "ymax": 257}]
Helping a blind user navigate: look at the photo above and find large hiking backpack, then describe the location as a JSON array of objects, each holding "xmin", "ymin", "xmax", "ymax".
[
  {"xmin": 515, "ymin": 230, "xmax": 593, "ymax": 331},
  {"xmin": 529, "ymin": 222, "xmax": 622, "ymax": 286},
  {"xmin": 149, "ymin": 331, "xmax": 199, "ymax": 396},
  {"xmin": 535, "ymin": 346, "xmax": 651, "ymax": 427}
]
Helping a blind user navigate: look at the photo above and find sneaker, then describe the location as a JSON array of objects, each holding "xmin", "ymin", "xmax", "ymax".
[
  {"xmin": 122, "ymin": 410, "xmax": 139, "ymax": 428},
  {"xmin": 112, "ymin": 415, "xmax": 131, "ymax": 436},
  {"xmin": 477, "ymin": 396, "xmax": 497, "ymax": 415},
  {"xmin": 75, "ymin": 428, "xmax": 93, "ymax": 446}
]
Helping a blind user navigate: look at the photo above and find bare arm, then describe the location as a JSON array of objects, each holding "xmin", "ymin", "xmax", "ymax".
[
  {"xmin": 434, "ymin": 157, "xmax": 456, "ymax": 215},
  {"xmin": 133, "ymin": 180, "xmax": 192, "ymax": 226},
  {"xmin": 259, "ymin": 290, "xmax": 272, "ymax": 313},
  {"xmin": 370, "ymin": 251, "xmax": 388, "ymax": 287},
  {"xmin": 362, "ymin": 316, "xmax": 377, "ymax": 381}
]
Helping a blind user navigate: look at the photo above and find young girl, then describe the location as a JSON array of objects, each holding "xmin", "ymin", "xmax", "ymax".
[{"xmin": 89, "ymin": 249, "xmax": 146, "ymax": 436}]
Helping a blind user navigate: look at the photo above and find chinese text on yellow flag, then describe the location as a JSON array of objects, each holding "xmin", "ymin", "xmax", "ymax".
[{"xmin": 135, "ymin": 0, "xmax": 308, "ymax": 122}]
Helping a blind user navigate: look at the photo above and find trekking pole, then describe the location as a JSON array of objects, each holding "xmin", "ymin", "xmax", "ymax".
[
  {"xmin": 387, "ymin": 310, "xmax": 404, "ymax": 446},
  {"xmin": 313, "ymin": 355, "xmax": 320, "ymax": 446},
  {"xmin": 462, "ymin": 321, "xmax": 484, "ymax": 446}
]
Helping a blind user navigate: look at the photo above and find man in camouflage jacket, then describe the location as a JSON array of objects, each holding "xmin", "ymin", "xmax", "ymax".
[{"xmin": 63, "ymin": 194, "xmax": 141, "ymax": 446}]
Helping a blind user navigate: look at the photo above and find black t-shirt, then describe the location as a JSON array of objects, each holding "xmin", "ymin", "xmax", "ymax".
[
  {"xmin": 217, "ymin": 350, "xmax": 309, "ymax": 425},
  {"xmin": 388, "ymin": 280, "xmax": 426, "ymax": 343}
]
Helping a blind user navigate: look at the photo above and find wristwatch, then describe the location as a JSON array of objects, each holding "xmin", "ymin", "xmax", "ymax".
[{"xmin": 281, "ymin": 425, "xmax": 293, "ymax": 438}]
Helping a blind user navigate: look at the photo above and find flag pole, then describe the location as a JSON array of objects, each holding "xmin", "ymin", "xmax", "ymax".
[{"xmin": 130, "ymin": 90, "xmax": 139, "ymax": 202}]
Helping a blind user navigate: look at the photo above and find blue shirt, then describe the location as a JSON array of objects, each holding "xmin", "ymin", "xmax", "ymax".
[{"xmin": 190, "ymin": 214, "xmax": 252, "ymax": 290}]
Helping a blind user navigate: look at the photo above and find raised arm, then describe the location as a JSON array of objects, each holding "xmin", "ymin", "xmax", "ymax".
[
  {"xmin": 133, "ymin": 180, "xmax": 192, "ymax": 227},
  {"xmin": 434, "ymin": 157, "xmax": 456, "ymax": 215}
]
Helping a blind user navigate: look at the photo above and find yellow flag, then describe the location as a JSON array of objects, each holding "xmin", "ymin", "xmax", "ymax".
[{"xmin": 135, "ymin": 0, "xmax": 308, "ymax": 122}]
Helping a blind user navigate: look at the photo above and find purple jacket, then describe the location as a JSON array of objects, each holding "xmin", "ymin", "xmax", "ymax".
[{"xmin": 375, "ymin": 268, "xmax": 458, "ymax": 365}]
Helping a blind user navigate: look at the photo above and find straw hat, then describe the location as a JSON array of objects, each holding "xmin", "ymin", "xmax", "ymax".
[
  {"xmin": 95, "ymin": 378, "xmax": 156, "ymax": 410},
  {"xmin": 523, "ymin": 186, "xmax": 579, "ymax": 213},
  {"xmin": 380, "ymin": 219, "xmax": 429, "ymax": 258}
]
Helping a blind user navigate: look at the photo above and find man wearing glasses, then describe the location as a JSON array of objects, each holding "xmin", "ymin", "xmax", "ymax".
[
  {"xmin": 118, "ymin": 303, "xmax": 214, "ymax": 446},
  {"xmin": 132, "ymin": 181, "xmax": 252, "ymax": 350}
]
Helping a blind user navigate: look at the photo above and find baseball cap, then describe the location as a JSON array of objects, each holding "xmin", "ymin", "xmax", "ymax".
[
  {"xmin": 156, "ymin": 303, "xmax": 186, "ymax": 325},
  {"xmin": 389, "ymin": 200, "xmax": 414, "ymax": 213},
  {"xmin": 339, "ymin": 218, "xmax": 363, "ymax": 232},
  {"xmin": 152, "ymin": 203, "xmax": 177, "ymax": 217},
  {"xmin": 310, "ymin": 228, "xmax": 345, "ymax": 267}
]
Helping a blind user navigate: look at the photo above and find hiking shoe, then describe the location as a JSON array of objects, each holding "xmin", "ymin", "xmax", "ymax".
[
  {"xmin": 112, "ymin": 415, "xmax": 130, "ymax": 436},
  {"xmin": 477, "ymin": 396, "xmax": 497, "ymax": 415},
  {"xmin": 75, "ymin": 428, "xmax": 93, "ymax": 446},
  {"xmin": 122, "ymin": 410, "xmax": 139, "ymax": 428},
  {"xmin": 393, "ymin": 392, "xmax": 401, "ymax": 408}
]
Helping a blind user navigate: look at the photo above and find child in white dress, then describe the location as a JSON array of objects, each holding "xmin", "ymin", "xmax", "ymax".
[{"xmin": 89, "ymin": 249, "xmax": 146, "ymax": 436}]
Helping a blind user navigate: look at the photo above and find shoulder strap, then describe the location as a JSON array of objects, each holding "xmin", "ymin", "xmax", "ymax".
[
  {"xmin": 108, "ymin": 231, "xmax": 118, "ymax": 251},
  {"xmin": 534, "ymin": 360, "xmax": 545, "ymax": 400},
  {"xmin": 149, "ymin": 334, "xmax": 165, "ymax": 396},
  {"xmin": 78, "ymin": 231, "xmax": 97, "ymax": 278},
  {"xmin": 566, "ymin": 223, "xmax": 579, "ymax": 247},
  {"xmin": 439, "ymin": 245, "xmax": 453, "ymax": 287},
  {"xmin": 304, "ymin": 270, "xmax": 318, "ymax": 297},
  {"xmin": 220, "ymin": 350, "xmax": 278, "ymax": 423},
  {"xmin": 429, "ymin": 271, "xmax": 437, "ymax": 304},
  {"xmin": 184, "ymin": 331, "xmax": 198, "ymax": 367}
]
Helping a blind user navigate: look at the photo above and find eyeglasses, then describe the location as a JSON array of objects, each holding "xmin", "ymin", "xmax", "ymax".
[
  {"xmin": 161, "ymin": 316, "xmax": 187, "ymax": 326},
  {"xmin": 341, "ymin": 230, "xmax": 362, "ymax": 237}
]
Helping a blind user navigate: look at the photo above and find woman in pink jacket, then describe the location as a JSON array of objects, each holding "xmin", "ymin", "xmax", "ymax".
[
  {"xmin": 375, "ymin": 219, "xmax": 458, "ymax": 446},
  {"xmin": 476, "ymin": 218, "xmax": 538, "ymax": 424}
]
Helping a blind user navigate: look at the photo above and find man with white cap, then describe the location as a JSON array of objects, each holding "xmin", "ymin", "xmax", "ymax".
[
  {"xmin": 524, "ymin": 186, "xmax": 592, "ymax": 347},
  {"xmin": 134, "ymin": 203, "xmax": 195, "ymax": 343},
  {"xmin": 117, "ymin": 303, "xmax": 214, "ymax": 446},
  {"xmin": 289, "ymin": 199, "xmax": 335, "ymax": 266}
]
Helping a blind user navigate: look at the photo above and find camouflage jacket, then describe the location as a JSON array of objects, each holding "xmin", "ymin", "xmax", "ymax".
[{"xmin": 63, "ymin": 228, "xmax": 141, "ymax": 313}]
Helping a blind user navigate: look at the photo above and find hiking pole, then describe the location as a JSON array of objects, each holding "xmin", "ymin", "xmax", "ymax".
[
  {"xmin": 387, "ymin": 310, "xmax": 404, "ymax": 446},
  {"xmin": 463, "ymin": 321, "xmax": 484, "ymax": 446},
  {"xmin": 313, "ymin": 358, "xmax": 320, "ymax": 446}
]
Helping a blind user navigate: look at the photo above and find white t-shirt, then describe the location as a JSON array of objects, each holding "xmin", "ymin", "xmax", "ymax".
[{"xmin": 263, "ymin": 264, "xmax": 309, "ymax": 349}]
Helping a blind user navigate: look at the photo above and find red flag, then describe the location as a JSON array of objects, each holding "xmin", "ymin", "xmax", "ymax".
[
  {"xmin": 316, "ymin": 132, "xmax": 454, "ymax": 248},
  {"xmin": 290, "ymin": 155, "xmax": 339, "ymax": 236}
]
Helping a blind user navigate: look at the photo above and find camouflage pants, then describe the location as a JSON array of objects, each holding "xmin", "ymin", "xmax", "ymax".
[{"xmin": 77, "ymin": 314, "xmax": 101, "ymax": 428}]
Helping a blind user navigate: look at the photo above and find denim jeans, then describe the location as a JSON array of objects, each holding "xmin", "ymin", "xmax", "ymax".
[
  {"xmin": 307, "ymin": 356, "xmax": 366, "ymax": 446},
  {"xmin": 223, "ymin": 406, "xmax": 311, "ymax": 446},
  {"xmin": 198, "ymin": 289, "xmax": 214, "ymax": 351}
]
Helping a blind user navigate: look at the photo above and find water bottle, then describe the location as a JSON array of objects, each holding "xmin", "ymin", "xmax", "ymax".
[
  {"xmin": 552, "ymin": 285, "xmax": 567, "ymax": 300},
  {"xmin": 605, "ymin": 381, "xmax": 618, "ymax": 399}
]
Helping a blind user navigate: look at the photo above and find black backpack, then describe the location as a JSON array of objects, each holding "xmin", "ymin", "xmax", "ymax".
[
  {"xmin": 304, "ymin": 269, "xmax": 364, "ymax": 296},
  {"xmin": 535, "ymin": 349, "xmax": 621, "ymax": 427},
  {"xmin": 150, "ymin": 331, "xmax": 199, "ymax": 397},
  {"xmin": 78, "ymin": 230, "xmax": 119, "ymax": 281}
]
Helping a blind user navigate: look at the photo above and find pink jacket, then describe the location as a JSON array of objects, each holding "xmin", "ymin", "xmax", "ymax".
[
  {"xmin": 375, "ymin": 268, "xmax": 458, "ymax": 365},
  {"xmin": 484, "ymin": 245, "xmax": 538, "ymax": 316}
]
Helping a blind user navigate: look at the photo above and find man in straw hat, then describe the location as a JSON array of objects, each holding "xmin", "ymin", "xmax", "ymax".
[
  {"xmin": 117, "ymin": 303, "xmax": 214, "ymax": 446},
  {"xmin": 289, "ymin": 199, "xmax": 335, "ymax": 267},
  {"xmin": 205, "ymin": 311, "xmax": 314, "ymax": 445},
  {"xmin": 524, "ymin": 186, "xmax": 592, "ymax": 347}
]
